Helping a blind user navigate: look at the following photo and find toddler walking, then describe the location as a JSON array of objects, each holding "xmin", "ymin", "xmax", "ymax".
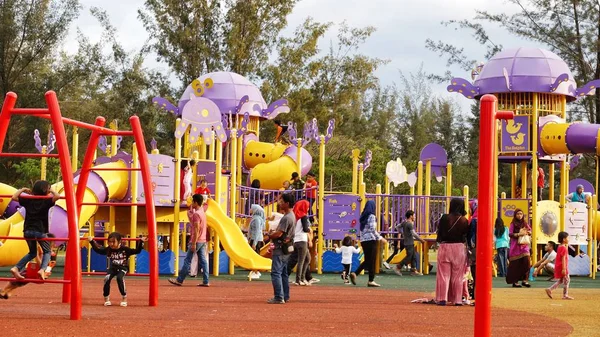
[
  {"xmin": 333, "ymin": 236, "xmax": 360, "ymax": 284},
  {"xmin": 545, "ymin": 231, "xmax": 574, "ymax": 300}
]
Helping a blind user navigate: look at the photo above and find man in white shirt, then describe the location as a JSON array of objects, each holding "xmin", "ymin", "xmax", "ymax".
[{"xmin": 533, "ymin": 241, "xmax": 557, "ymax": 280}]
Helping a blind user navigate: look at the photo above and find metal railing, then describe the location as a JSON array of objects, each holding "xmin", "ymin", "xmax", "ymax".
[
  {"xmin": 365, "ymin": 194, "xmax": 466, "ymax": 234},
  {"xmin": 235, "ymin": 185, "xmax": 318, "ymax": 220}
]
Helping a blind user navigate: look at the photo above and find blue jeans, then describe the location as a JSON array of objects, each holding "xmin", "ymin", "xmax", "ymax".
[
  {"xmin": 496, "ymin": 247, "xmax": 508, "ymax": 277},
  {"xmin": 271, "ymin": 251, "xmax": 290, "ymax": 301},
  {"xmin": 177, "ymin": 242, "xmax": 209, "ymax": 285},
  {"xmin": 15, "ymin": 231, "xmax": 51, "ymax": 271}
]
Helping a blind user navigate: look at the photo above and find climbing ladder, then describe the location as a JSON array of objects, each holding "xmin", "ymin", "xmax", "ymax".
[{"xmin": 0, "ymin": 91, "xmax": 158, "ymax": 320}]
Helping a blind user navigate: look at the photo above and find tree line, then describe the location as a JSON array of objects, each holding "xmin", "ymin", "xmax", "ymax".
[{"xmin": 1, "ymin": 0, "xmax": 595, "ymax": 198}]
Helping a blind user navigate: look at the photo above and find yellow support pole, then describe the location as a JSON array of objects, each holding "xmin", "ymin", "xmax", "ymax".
[
  {"xmin": 358, "ymin": 181, "xmax": 366, "ymax": 276},
  {"xmin": 296, "ymin": 138, "xmax": 303, "ymax": 174},
  {"xmin": 424, "ymin": 160, "xmax": 431, "ymax": 233},
  {"xmin": 236, "ymin": 132, "xmax": 243, "ymax": 186},
  {"xmin": 230, "ymin": 129, "xmax": 238, "ymax": 275},
  {"xmin": 417, "ymin": 161, "xmax": 424, "ymax": 196},
  {"xmin": 199, "ymin": 138, "xmax": 207, "ymax": 160},
  {"xmin": 229, "ymin": 129, "xmax": 238, "ymax": 224},
  {"xmin": 593, "ymin": 194, "xmax": 598, "ymax": 280},
  {"xmin": 588, "ymin": 195, "xmax": 593, "ymax": 276},
  {"xmin": 549, "ymin": 163, "xmax": 555, "ymax": 201},
  {"xmin": 129, "ymin": 144, "xmax": 139, "ymax": 273},
  {"xmin": 358, "ymin": 164, "xmax": 365, "ymax": 210},
  {"xmin": 445, "ymin": 163, "xmax": 452, "ymax": 213},
  {"xmin": 463, "ymin": 186, "xmax": 469, "ymax": 215},
  {"xmin": 520, "ymin": 162, "xmax": 527, "ymax": 198},
  {"xmin": 208, "ymin": 132, "xmax": 215, "ymax": 161},
  {"xmin": 384, "ymin": 177, "xmax": 390, "ymax": 261},
  {"xmin": 71, "ymin": 126, "xmax": 79, "ymax": 171},
  {"xmin": 173, "ymin": 119, "xmax": 182, "ymax": 277},
  {"xmin": 531, "ymin": 93, "xmax": 539, "ymax": 263},
  {"xmin": 560, "ymin": 161, "xmax": 566, "ymax": 233},
  {"xmin": 213, "ymin": 136, "xmax": 223, "ymax": 276},
  {"xmin": 87, "ymin": 216, "xmax": 93, "ymax": 273},
  {"xmin": 511, "ymin": 163, "xmax": 517, "ymax": 198},
  {"xmin": 351, "ymin": 149, "xmax": 360, "ymax": 195},
  {"xmin": 40, "ymin": 145, "xmax": 47, "ymax": 180},
  {"xmin": 410, "ymin": 186, "xmax": 415, "ymax": 210},
  {"xmin": 375, "ymin": 184, "xmax": 382, "ymax": 275},
  {"xmin": 317, "ymin": 135, "xmax": 326, "ymax": 274}
]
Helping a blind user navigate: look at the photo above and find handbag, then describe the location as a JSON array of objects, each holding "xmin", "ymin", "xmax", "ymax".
[{"xmin": 518, "ymin": 235, "xmax": 531, "ymax": 245}]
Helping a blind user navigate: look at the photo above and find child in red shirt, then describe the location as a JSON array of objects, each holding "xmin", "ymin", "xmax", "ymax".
[
  {"xmin": 305, "ymin": 172, "xmax": 318, "ymax": 222},
  {"xmin": 194, "ymin": 179, "xmax": 211, "ymax": 198},
  {"xmin": 545, "ymin": 231, "xmax": 574, "ymax": 300}
]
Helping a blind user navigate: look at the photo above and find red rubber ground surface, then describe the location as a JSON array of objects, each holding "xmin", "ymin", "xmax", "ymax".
[{"xmin": 0, "ymin": 278, "xmax": 571, "ymax": 336}]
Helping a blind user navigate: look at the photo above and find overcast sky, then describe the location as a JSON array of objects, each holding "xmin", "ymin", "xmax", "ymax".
[{"xmin": 66, "ymin": 0, "xmax": 546, "ymax": 115}]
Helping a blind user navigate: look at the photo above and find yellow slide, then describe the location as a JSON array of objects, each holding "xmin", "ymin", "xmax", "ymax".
[
  {"xmin": 204, "ymin": 199, "xmax": 271, "ymax": 271},
  {"xmin": 0, "ymin": 161, "xmax": 129, "ymax": 266}
]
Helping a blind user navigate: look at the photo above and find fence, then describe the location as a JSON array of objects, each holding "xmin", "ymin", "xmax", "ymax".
[
  {"xmin": 365, "ymin": 194, "xmax": 466, "ymax": 234},
  {"xmin": 235, "ymin": 185, "xmax": 318, "ymax": 220}
]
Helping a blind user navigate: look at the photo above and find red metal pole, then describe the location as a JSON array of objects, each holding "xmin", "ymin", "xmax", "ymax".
[
  {"xmin": 45, "ymin": 91, "xmax": 82, "ymax": 320},
  {"xmin": 474, "ymin": 95, "xmax": 513, "ymax": 336},
  {"xmin": 130, "ymin": 116, "xmax": 159, "ymax": 307},
  {"xmin": 0, "ymin": 92, "xmax": 17, "ymax": 153}
]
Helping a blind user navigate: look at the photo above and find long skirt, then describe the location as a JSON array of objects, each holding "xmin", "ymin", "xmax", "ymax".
[
  {"xmin": 435, "ymin": 243, "xmax": 466, "ymax": 304},
  {"xmin": 505, "ymin": 255, "xmax": 530, "ymax": 284}
]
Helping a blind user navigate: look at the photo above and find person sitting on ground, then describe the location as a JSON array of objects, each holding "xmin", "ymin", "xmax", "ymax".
[{"xmin": 533, "ymin": 241, "xmax": 557, "ymax": 280}]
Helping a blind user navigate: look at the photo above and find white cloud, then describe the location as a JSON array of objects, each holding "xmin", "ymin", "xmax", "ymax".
[{"xmin": 67, "ymin": 0, "xmax": 550, "ymax": 114}]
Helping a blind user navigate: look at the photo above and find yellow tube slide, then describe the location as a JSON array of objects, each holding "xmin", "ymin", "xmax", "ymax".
[
  {"xmin": 0, "ymin": 161, "xmax": 129, "ymax": 266},
  {"xmin": 204, "ymin": 199, "xmax": 271, "ymax": 271},
  {"xmin": 249, "ymin": 156, "xmax": 298, "ymax": 191}
]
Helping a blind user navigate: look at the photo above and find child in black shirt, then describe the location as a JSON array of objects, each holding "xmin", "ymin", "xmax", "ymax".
[
  {"xmin": 10, "ymin": 180, "xmax": 60, "ymax": 280},
  {"xmin": 88, "ymin": 232, "xmax": 146, "ymax": 307}
]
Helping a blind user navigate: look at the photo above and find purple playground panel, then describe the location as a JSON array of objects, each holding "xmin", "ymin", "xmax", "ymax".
[
  {"xmin": 137, "ymin": 153, "xmax": 176, "ymax": 206},
  {"xmin": 419, "ymin": 143, "xmax": 448, "ymax": 181},
  {"xmin": 501, "ymin": 116, "xmax": 530, "ymax": 153},
  {"xmin": 195, "ymin": 161, "xmax": 217, "ymax": 197},
  {"xmin": 322, "ymin": 194, "xmax": 361, "ymax": 240}
]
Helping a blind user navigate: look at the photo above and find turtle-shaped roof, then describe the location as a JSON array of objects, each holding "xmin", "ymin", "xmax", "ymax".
[
  {"xmin": 446, "ymin": 47, "xmax": 600, "ymax": 101},
  {"xmin": 474, "ymin": 47, "xmax": 576, "ymax": 100}
]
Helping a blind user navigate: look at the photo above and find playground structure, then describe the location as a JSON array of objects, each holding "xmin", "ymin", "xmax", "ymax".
[
  {"xmin": 0, "ymin": 91, "xmax": 159, "ymax": 320},
  {"xmin": 0, "ymin": 70, "xmax": 467, "ymax": 283},
  {"xmin": 448, "ymin": 47, "xmax": 600, "ymax": 278},
  {"xmin": 447, "ymin": 47, "xmax": 600, "ymax": 336}
]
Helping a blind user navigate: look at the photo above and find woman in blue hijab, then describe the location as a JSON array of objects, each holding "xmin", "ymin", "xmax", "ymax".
[{"xmin": 349, "ymin": 200, "xmax": 387, "ymax": 287}]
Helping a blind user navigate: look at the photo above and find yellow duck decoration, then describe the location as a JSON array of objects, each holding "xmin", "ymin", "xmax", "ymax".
[
  {"xmin": 506, "ymin": 120, "xmax": 523, "ymax": 134},
  {"xmin": 510, "ymin": 133, "xmax": 526, "ymax": 145}
]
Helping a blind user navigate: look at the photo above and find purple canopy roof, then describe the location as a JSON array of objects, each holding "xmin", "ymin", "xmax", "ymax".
[
  {"xmin": 473, "ymin": 47, "xmax": 577, "ymax": 100},
  {"xmin": 178, "ymin": 72, "xmax": 267, "ymax": 117}
]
